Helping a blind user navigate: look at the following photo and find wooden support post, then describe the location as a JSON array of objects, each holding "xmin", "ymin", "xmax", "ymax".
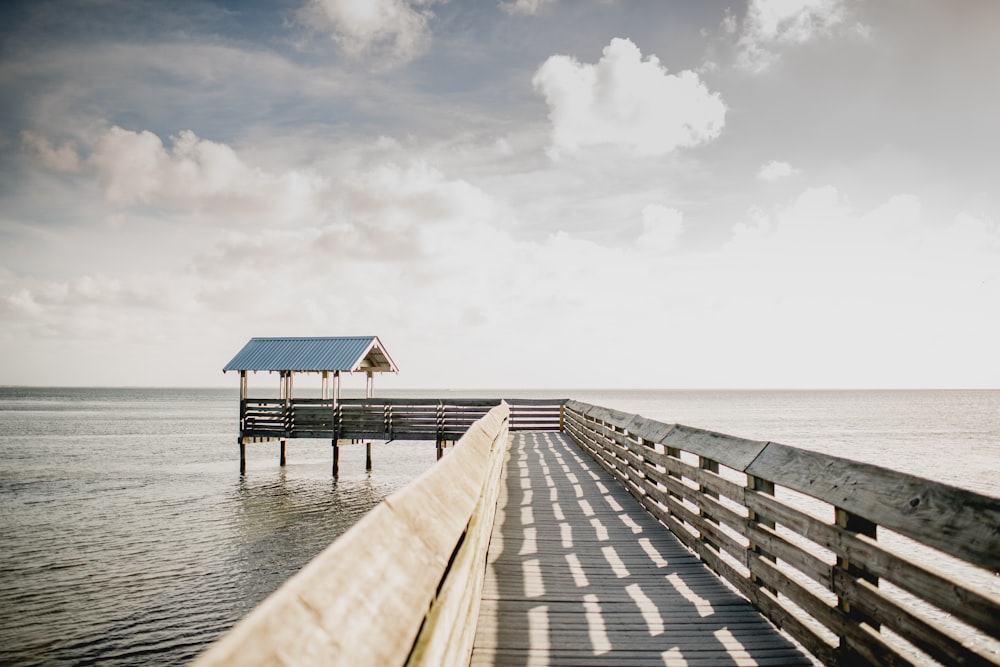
[
  {"xmin": 559, "ymin": 403, "xmax": 565, "ymax": 431},
  {"xmin": 280, "ymin": 439, "xmax": 286, "ymax": 467},
  {"xmin": 239, "ymin": 439, "xmax": 246, "ymax": 475},
  {"xmin": 436, "ymin": 438, "xmax": 443, "ymax": 460},
  {"xmin": 332, "ymin": 441, "xmax": 340, "ymax": 476},
  {"xmin": 747, "ymin": 474, "xmax": 777, "ymax": 594},
  {"xmin": 366, "ymin": 441, "xmax": 372, "ymax": 471},
  {"xmin": 699, "ymin": 457, "xmax": 720, "ymax": 553},
  {"xmin": 835, "ymin": 507, "xmax": 880, "ymax": 662}
]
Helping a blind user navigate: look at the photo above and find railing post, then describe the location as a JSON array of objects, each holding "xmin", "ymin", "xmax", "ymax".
[
  {"xmin": 384, "ymin": 402, "xmax": 392, "ymax": 441},
  {"xmin": 437, "ymin": 401, "xmax": 445, "ymax": 448},
  {"xmin": 699, "ymin": 456, "xmax": 720, "ymax": 552},
  {"xmin": 747, "ymin": 474, "xmax": 777, "ymax": 594},
  {"xmin": 559, "ymin": 403, "xmax": 564, "ymax": 431},
  {"xmin": 835, "ymin": 507, "xmax": 880, "ymax": 663}
]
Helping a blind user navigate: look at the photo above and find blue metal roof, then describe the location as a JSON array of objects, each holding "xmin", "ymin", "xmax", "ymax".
[{"xmin": 223, "ymin": 336, "xmax": 398, "ymax": 373}]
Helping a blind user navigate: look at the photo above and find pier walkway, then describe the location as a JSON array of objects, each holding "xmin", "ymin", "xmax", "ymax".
[
  {"xmin": 473, "ymin": 432, "xmax": 811, "ymax": 667},
  {"xmin": 194, "ymin": 400, "xmax": 1000, "ymax": 667}
]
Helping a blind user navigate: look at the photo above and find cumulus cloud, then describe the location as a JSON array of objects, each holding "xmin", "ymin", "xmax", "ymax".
[
  {"xmin": 87, "ymin": 126, "xmax": 328, "ymax": 224},
  {"xmin": 303, "ymin": 0, "xmax": 437, "ymax": 65},
  {"xmin": 500, "ymin": 0, "xmax": 556, "ymax": 16},
  {"xmin": 636, "ymin": 204, "xmax": 684, "ymax": 252},
  {"xmin": 736, "ymin": 0, "xmax": 853, "ymax": 73},
  {"xmin": 532, "ymin": 38, "xmax": 726, "ymax": 158},
  {"xmin": 757, "ymin": 159, "xmax": 799, "ymax": 181},
  {"xmin": 21, "ymin": 131, "xmax": 82, "ymax": 172}
]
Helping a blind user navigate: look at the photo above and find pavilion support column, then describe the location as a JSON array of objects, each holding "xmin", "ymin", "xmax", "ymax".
[
  {"xmin": 365, "ymin": 371, "xmax": 374, "ymax": 470},
  {"xmin": 239, "ymin": 371, "xmax": 248, "ymax": 474},
  {"xmin": 281, "ymin": 371, "xmax": 293, "ymax": 467},
  {"xmin": 331, "ymin": 371, "xmax": 342, "ymax": 477}
]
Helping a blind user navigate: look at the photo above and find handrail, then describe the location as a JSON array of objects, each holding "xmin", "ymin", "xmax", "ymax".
[
  {"xmin": 562, "ymin": 400, "xmax": 1000, "ymax": 667},
  {"xmin": 194, "ymin": 402, "xmax": 511, "ymax": 667},
  {"xmin": 239, "ymin": 397, "xmax": 564, "ymax": 441}
]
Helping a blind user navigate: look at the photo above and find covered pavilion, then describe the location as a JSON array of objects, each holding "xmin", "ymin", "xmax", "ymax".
[{"xmin": 223, "ymin": 336, "xmax": 398, "ymax": 472}]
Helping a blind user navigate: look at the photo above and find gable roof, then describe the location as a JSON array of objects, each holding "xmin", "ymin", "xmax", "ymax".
[{"xmin": 223, "ymin": 336, "xmax": 398, "ymax": 373}]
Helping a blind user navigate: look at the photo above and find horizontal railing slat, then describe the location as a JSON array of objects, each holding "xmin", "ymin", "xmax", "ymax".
[
  {"xmin": 239, "ymin": 398, "xmax": 566, "ymax": 441},
  {"xmin": 562, "ymin": 400, "xmax": 1000, "ymax": 667}
]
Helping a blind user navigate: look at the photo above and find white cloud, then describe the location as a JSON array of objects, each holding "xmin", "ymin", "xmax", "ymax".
[
  {"xmin": 3, "ymin": 174, "xmax": 999, "ymax": 387},
  {"xmin": 636, "ymin": 204, "xmax": 684, "ymax": 252},
  {"xmin": 87, "ymin": 126, "xmax": 329, "ymax": 225},
  {"xmin": 303, "ymin": 0, "xmax": 437, "ymax": 65},
  {"xmin": 500, "ymin": 0, "xmax": 556, "ymax": 16},
  {"xmin": 532, "ymin": 38, "xmax": 726, "ymax": 158},
  {"xmin": 21, "ymin": 131, "xmax": 81, "ymax": 172},
  {"xmin": 757, "ymin": 159, "xmax": 799, "ymax": 181},
  {"xmin": 737, "ymin": 0, "xmax": 852, "ymax": 73}
]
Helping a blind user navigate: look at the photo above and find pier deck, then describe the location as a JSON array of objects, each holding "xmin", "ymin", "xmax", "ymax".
[{"xmin": 473, "ymin": 431, "xmax": 813, "ymax": 667}]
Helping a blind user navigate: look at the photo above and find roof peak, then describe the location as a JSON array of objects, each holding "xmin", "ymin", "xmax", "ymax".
[{"xmin": 224, "ymin": 336, "xmax": 397, "ymax": 373}]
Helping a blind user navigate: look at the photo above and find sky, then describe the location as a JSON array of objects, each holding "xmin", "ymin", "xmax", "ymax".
[{"xmin": 1, "ymin": 0, "xmax": 998, "ymax": 390}]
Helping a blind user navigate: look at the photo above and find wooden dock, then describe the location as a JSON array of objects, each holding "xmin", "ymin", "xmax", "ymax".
[
  {"xmin": 194, "ymin": 399, "xmax": 1000, "ymax": 667},
  {"xmin": 473, "ymin": 431, "xmax": 812, "ymax": 667}
]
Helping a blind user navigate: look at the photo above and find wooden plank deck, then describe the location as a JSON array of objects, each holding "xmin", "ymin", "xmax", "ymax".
[{"xmin": 472, "ymin": 431, "xmax": 815, "ymax": 667}]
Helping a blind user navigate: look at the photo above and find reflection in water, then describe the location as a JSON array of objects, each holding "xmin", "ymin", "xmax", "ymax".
[{"xmin": 228, "ymin": 468, "xmax": 385, "ymax": 615}]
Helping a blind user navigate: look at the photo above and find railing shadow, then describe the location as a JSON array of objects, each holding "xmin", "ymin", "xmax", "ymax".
[{"xmin": 477, "ymin": 432, "xmax": 812, "ymax": 666}]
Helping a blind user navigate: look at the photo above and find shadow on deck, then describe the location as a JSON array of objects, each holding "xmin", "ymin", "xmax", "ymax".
[{"xmin": 473, "ymin": 432, "xmax": 813, "ymax": 667}]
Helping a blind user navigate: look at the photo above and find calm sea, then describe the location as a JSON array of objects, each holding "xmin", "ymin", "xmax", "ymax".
[{"xmin": 1, "ymin": 387, "xmax": 997, "ymax": 666}]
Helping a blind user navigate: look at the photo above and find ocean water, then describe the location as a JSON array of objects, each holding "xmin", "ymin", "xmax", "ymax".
[{"xmin": 0, "ymin": 387, "xmax": 997, "ymax": 666}]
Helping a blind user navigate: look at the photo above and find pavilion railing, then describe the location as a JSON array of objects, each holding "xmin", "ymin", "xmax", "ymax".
[
  {"xmin": 562, "ymin": 400, "xmax": 1000, "ymax": 667},
  {"xmin": 239, "ymin": 397, "xmax": 564, "ymax": 441}
]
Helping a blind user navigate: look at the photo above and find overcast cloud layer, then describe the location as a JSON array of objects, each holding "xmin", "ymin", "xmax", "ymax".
[{"xmin": 1, "ymin": 0, "xmax": 998, "ymax": 389}]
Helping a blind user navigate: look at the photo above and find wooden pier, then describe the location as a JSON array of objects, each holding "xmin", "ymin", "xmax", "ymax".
[{"xmin": 194, "ymin": 399, "xmax": 1000, "ymax": 667}]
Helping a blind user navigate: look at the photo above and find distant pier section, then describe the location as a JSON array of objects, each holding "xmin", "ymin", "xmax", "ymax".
[{"xmin": 223, "ymin": 336, "xmax": 563, "ymax": 473}]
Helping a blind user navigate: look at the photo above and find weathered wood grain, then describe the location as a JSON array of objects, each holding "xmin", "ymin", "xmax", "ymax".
[{"xmin": 745, "ymin": 442, "xmax": 1000, "ymax": 572}]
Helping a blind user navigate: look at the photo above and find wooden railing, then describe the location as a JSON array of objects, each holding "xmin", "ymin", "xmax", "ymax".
[
  {"xmin": 194, "ymin": 402, "xmax": 511, "ymax": 667},
  {"xmin": 562, "ymin": 400, "xmax": 1000, "ymax": 667},
  {"xmin": 240, "ymin": 397, "xmax": 564, "ymax": 441}
]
